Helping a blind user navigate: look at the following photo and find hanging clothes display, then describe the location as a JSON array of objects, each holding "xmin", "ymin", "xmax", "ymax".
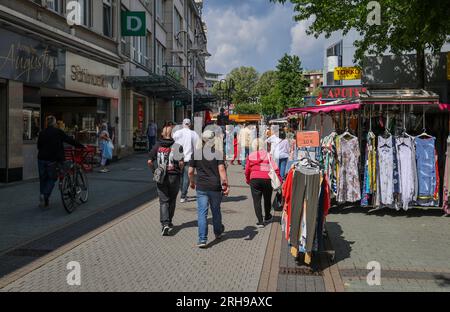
[
  {"xmin": 361, "ymin": 132, "xmax": 377, "ymax": 206},
  {"xmin": 414, "ymin": 136, "xmax": 439, "ymax": 206},
  {"xmin": 442, "ymin": 135, "xmax": 450, "ymax": 214},
  {"xmin": 321, "ymin": 131, "xmax": 338, "ymax": 197},
  {"xmin": 377, "ymin": 135, "xmax": 395, "ymax": 206},
  {"xmin": 281, "ymin": 159, "xmax": 330, "ymax": 266},
  {"xmin": 395, "ymin": 136, "xmax": 418, "ymax": 211},
  {"xmin": 336, "ymin": 135, "xmax": 361, "ymax": 203}
]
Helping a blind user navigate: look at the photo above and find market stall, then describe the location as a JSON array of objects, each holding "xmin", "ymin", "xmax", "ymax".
[{"xmin": 285, "ymin": 89, "xmax": 450, "ymax": 214}]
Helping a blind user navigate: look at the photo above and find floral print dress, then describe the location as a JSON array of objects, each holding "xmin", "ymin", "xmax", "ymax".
[{"xmin": 337, "ymin": 136, "xmax": 361, "ymax": 203}]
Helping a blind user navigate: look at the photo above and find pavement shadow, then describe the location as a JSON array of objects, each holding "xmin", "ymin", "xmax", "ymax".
[
  {"xmin": 324, "ymin": 222, "xmax": 354, "ymax": 266},
  {"xmin": 0, "ymin": 189, "xmax": 157, "ymax": 280},
  {"xmin": 222, "ymin": 195, "xmax": 248, "ymax": 202},
  {"xmin": 329, "ymin": 204, "xmax": 446, "ymax": 218},
  {"xmin": 435, "ymin": 275, "xmax": 450, "ymax": 287},
  {"xmin": 206, "ymin": 226, "xmax": 259, "ymax": 249}
]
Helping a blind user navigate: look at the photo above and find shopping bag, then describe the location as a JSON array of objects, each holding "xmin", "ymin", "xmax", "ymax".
[
  {"xmin": 267, "ymin": 153, "xmax": 282, "ymax": 191},
  {"xmin": 103, "ymin": 141, "xmax": 113, "ymax": 160}
]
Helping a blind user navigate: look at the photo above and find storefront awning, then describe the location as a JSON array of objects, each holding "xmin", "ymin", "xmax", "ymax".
[
  {"xmin": 287, "ymin": 102, "xmax": 361, "ymax": 115},
  {"xmin": 124, "ymin": 75, "xmax": 218, "ymax": 111},
  {"xmin": 124, "ymin": 74, "xmax": 192, "ymax": 101}
]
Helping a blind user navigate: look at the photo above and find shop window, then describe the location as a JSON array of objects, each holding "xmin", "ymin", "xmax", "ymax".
[
  {"xmin": 103, "ymin": 0, "xmax": 113, "ymax": 37},
  {"xmin": 156, "ymin": 40, "xmax": 166, "ymax": 75},
  {"xmin": 45, "ymin": 0, "xmax": 62, "ymax": 14},
  {"xmin": 156, "ymin": 0, "xmax": 164, "ymax": 23},
  {"xmin": 23, "ymin": 105, "xmax": 40, "ymax": 141}
]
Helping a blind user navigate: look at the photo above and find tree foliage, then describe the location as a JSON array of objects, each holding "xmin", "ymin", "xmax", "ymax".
[{"xmin": 226, "ymin": 66, "xmax": 260, "ymax": 105}]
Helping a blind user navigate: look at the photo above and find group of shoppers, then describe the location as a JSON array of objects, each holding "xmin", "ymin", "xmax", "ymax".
[{"xmin": 148, "ymin": 119, "xmax": 228, "ymax": 248}]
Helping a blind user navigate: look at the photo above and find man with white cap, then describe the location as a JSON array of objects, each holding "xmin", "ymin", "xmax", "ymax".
[{"xmin": 173, "ymin": 118, "xmax": 200, "ymax": 202}]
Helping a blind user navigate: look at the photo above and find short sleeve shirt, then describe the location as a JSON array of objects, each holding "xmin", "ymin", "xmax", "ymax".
[{"xmin": 189, "ymin": 152, "xmax": 224, "ymax": 192}]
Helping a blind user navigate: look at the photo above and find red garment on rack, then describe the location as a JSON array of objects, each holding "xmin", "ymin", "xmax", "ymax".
[
  {"xmin": 323, "ymin": 174, "xmax": 331, "ymax": 217},
  {"xmin": 282, "ymin": 169, "xmax": 295, "ymax": 241}
]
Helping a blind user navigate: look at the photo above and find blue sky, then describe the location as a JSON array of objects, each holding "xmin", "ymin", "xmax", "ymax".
[{"xmin": 203, "ymin": 0, "xmax": 328, "ymax": 76}]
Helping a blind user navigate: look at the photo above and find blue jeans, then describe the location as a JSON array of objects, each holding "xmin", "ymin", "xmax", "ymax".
[
  {"xmin": 278, "ymin": 158, "xmax": 288, "ymax": 181},
  {"xmin": 241, "ymin": 147, "xmax": 250, "ymax": 169},
  {"xmin": 196, "ymin": 190, "xmax": 223, "ymax": 243},
  {"xmin": 148, "ymin": 136, "xmax": 156, "ymax": 152},
  {"xmin": 38, "ymin": 160, "xmax": 58, "ymax": 200},
  {"xmin": 180, "ymin": 165, "xmax": 190, "ymax": 198}
]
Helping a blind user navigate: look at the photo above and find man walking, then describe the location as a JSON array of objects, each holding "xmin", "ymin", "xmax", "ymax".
[
  {"xmin": 173, "ymin": 119, "xmax": 199, "ymax": 203},
  {"xmin": 147, "ymin": 120, "xmax": 157, "ymax": 152},
  {"xmin": 239, "ymin": 123, "xmax": 252, "ymax": 169},
  {"xmin": 189, "ymin": 130, "xmax": 229, "ymax": 248},
  {"xmin": 37, "ymin": 115, "xmax": 84, "ymax": 208}
]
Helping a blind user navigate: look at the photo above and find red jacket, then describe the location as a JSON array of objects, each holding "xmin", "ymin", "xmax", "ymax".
[{"xmin": 245, "ymin": 150, "xmax": 282, "ymax": 184}]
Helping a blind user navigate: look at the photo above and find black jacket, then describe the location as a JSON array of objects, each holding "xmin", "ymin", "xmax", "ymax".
[
  {"xmin": 149, "ymin": 138, "xmax": 184, "ymax": 175},
  {"xmin": 37, "ymin": 127, "xmax": 84, "ymax": 162}
]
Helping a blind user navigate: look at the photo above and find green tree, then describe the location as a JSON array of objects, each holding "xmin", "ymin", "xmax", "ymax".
[
  {"xmin": 275, "ymin": 54, "xmax": 309, "ymax": 110},
  {"xmin": 270, "ymin": 0, "xmax": 450, "ymax": 88},
  {"xmin": 234, "ymin": 102, "xmax": 262, "ymax": 114},
  {"xmin": 226, "ymin": 66, "xmax": 260, "ymax": 105},
  {"xmin": 257, "ymin": 70, "xmax": 278, "ymax": 97}
]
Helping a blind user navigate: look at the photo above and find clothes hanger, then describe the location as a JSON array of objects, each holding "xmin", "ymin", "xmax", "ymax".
[
  {"xmin": 368, "ymin": 105, "xmax": 376, "ymax": 139},
  {"xmin": 381, "ymin": 109, "xmax": 391, "ymax": 139},
  {"xmin": 417, "ymin": 107, "xmax": 432, "ymax": 139}
]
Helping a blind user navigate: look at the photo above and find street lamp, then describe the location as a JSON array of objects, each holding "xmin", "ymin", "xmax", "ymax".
[
  {"xmin": 218, "ymin": 78, "xmax": 235, "ymax": 116},
  {"xmin": 189, "ymin": 48, "xmax": 211, "ymax": 122}
]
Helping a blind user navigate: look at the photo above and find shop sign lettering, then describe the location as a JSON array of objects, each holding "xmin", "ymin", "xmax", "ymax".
[
  {"xmin": 334, "ymin": 67, "xmax": 362, "ymax": 80},
  {"xmin": 71, "ymin": 65, "xmax": 110, "ymax": 88},
  {"xmin": 321, "ymin": 87, "xmax": 368, "ymax": 99},
  {"xmin": 0, "ymin": 43, "xmax": 58, "ymax": 83}
]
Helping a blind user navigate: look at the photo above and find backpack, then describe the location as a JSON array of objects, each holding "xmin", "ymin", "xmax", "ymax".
[{"xmin": 153, "ymin": 149, "xmax": 169, "ymax": 184}]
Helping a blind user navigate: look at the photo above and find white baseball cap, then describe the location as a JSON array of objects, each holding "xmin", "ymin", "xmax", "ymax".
[{"xmin": 183, "ymin": 119, "xmax": 191, "ymax": 126}]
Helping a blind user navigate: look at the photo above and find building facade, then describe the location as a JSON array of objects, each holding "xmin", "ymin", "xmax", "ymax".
[
  {"xmin": 0, "ymin": 0, "xmax": 210, "ymax": 183},
  {"xmin": 303, "ymin": 71, "xmax": 323, "ymax": 96}
]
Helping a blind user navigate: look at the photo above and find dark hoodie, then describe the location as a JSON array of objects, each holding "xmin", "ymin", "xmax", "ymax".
[{"xmin": 149, "ymin": 138, "xmax": 184, "ymax": 175}]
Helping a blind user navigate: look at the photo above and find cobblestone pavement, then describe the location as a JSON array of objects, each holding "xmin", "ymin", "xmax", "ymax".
[
  {"xmin": 0, "ymin": 153, "xmax": 154, "ymax": 254},
  {"xmin": 0, "ymin": 165, "xmax": 272, "ymax": 292},
  {"xmin": 327, "ymin": 206, "xmax": 450, "ymax": 292}
]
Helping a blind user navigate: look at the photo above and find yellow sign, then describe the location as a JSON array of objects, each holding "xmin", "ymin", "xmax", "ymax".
[
  {"xmin": 334, "ymin": 67, "xmax": 362, "ymax": 80},
  {"xmin": 447, "ymin": 52, "xmax": 450, "ymax": 80}
]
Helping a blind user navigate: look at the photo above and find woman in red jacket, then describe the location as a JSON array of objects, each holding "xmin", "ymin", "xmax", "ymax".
[{"xmin": 245, "ymin": 139, "xmax": 282, "ymax": 228}]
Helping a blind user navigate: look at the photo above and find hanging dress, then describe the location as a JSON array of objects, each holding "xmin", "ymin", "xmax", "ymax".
[{"xmin": 337, "ymin": 136, "xmax": 361, "ymax": 203}]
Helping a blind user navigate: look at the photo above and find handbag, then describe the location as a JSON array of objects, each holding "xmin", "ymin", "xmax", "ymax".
[{"xmin": 267, "ymin": 153, "xmax": 282, "ymax": 191}]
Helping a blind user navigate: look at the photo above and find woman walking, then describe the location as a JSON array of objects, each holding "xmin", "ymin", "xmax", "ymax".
[
  {"xmin": 148, "ymin": 126, "xmax": 184, "ymax": 236},
  {"xmin": 189, "ymin": 130, "xmax": 229, "ymax": 248},
  {"xmin": 274, "ymin": 131, "xmax": 290, "ymax": 181},
  {"xmin": 99, "ymin": 123, "xmax": 112, "ymax": 173},
  {"xmin": 245, "ymin": 139, "xmax": 282, "ymax": 228}
]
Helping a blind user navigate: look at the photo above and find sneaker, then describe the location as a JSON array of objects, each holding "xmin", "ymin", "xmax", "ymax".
[
  {"xmin": 215, "ymin": 225, "xmax": 225, "ymax": 240},
  {"xmin": 99, "ymin": 169, "xmax": 108, "ymax": 173},
  {"xmin": 197, "ymin": 241, "xmax": 207, "ymax": 248},
  {"xmin": 256, "ymin": 223, "xmax": 265, "ymax": 228},
  {"xmin": 168, "ymin": 223, "xmax": 174, "ymax": 229},
  {"xmin": 180, "ymin": 197, "xmax": 187, "ymax": 203},
  {"xmin": 264, "ymin": 214, "xmax": 273, "ymax": 223},
  {"xmin": 161, "ymin": 225, "xmax": 170, "ymax": 236},
  {"xmin": 39, "ymin": 195, "xmax": 45, "ymax": 209}
]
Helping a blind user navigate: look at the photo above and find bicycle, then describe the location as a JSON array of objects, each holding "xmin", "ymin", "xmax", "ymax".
[{"xmin": 59, "ymin": 148, "xmax": 89, "ymax": 213}]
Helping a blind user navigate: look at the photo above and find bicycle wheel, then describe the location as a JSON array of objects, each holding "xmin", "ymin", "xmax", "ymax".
[
  {"xmin": 60, "ymin": 173, "xmax": 78, "ymax": 214},
  {"xmin": 75, "ymin": 168, "xmax": 89, "ymax": 203}
]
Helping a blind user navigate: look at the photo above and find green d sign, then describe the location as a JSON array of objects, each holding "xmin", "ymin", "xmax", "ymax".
[
  {"xmin": 121, "ymin": 12, "xmax": 146, "ymax": 36},
  {"xmin": 174, "ymin": 100, "xmax": 183, "ymax": 108}
]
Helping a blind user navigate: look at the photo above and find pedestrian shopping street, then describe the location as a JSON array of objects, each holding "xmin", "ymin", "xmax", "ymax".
[{"xmin": 0, "ymin": 154, "xmax": 449, "ymax": 292}]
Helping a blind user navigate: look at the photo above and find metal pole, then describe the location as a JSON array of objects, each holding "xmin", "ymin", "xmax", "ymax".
[{"xmin": 191, "ymin": 53, "xmax": 195, "ymax": 122}]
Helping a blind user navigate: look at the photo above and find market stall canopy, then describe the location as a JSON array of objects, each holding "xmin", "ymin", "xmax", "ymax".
[
  {"xmin": 268, "ymin": 117, "xmax": 288, "ymax": 124},
  {"xmin": 287, "ymin": 89, "xmax": 445, "ymax": 115},
  {"xmin": 229, "ymin": 114, "xmax": 262, "ymax": 123}
]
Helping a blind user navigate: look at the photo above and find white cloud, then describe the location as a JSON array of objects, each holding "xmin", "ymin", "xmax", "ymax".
[
  {"xmin": 204, "ymin": 5, "xmax": 294, "ymax": 75},
  {"xmin": 204, "ymin": 3, "xmax": 328, "ymax": 75},
  {"xmin": 290, "ymin": 19, "xmax": 328, "ymax": 70}
]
